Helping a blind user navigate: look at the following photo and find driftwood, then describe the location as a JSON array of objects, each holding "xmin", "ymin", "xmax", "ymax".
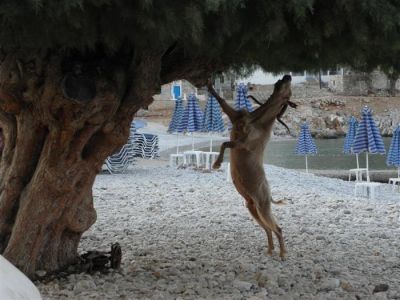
[{"xmin": 208, "ymin": 75, "xmax": 295, "ymax": 258}]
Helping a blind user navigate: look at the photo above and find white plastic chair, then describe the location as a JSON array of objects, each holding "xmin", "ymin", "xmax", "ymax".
[
  {"xmin": 388, "ymin": 178, "xmax": 400, "ymax": 191},
  {"xmin": 202, "ymin": 151, "xmax": 219, "ymax": 170},
  {"xmin": 183, "ymin": 150, "xmax": 204, "ymax": 168},
  {"xmin": 169, "ymin": 153, "xmax": 185, "ymax": 167},
  {"xmin": 348, "ymin": 168, "xmax": 369, "ymax": 182},
  {"xmin": 354, "ymin": 182, "xmax": 381, "ymax": 200}
]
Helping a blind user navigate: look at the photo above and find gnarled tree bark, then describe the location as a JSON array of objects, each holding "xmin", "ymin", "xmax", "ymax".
[
  {"xmin": 0, "ymin": 46, "xmax": 218, "ymax": 277},
  {"xmin": 0, "ymin": 49, "xmax": 166, "ymax": 276}
]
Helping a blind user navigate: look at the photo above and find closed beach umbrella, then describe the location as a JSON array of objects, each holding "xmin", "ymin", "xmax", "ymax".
[
  {"xmin": 168, "ymin": 97, "xmax": 185, "ymax": 153},
  {"xmin": 235, "ymin": 83, "xmax": 253, "ymax": 112},
  {"xmin": 202, "ymin": 95, "xmax": 225, "ymax": 151},
  {"xmin": 295, "ymin": 122, "xmax": 317, "ymax": 173},
  {"xmin": 179, "ymin": 93, "xmax": 204, "ymax": 149},
  {"xmin": 352, "ymin": 106, "xmax": 386, "ymax": 179},
  {"xmin": 168, "ymin": 97, "xmax": 184, "ymax": 133},
  {"xmin": 386, "ymin": 125, "xmax": 400, "ymax": 178},
  {"xmin": 343, "ymin": 116, "xmax": 360, "ymax": 168}
]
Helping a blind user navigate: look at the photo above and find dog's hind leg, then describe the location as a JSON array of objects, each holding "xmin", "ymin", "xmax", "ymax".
[
  {"xmin": 254, "ymin": 199, "xmax": 286, "ymax": 259},
  {"xmin": 245, "ymin": 199, "xmax": 275, "ymax": 255}
]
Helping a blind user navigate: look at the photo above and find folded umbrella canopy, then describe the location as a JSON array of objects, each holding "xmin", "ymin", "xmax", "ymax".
[
  {"xmin": 179, "ymin": 93, "xmax": 204, "ymax": 149},
  {"xmin": 167, "ymin": 97, "xmax": 185, "ymax": 153},
  {"xmin": 343, "ymin": 116, "xmax": 360, "ymax": 168},
  {"xmin": 295, "ymin": 122, "xmax": 317, "ymax": 173},
  {"xmin": 225, "ymin": 83, "xmax": 253, "ymax": 130},
  {"xmin": 235, "ymin": 83, "xmax": 253, "ymax": 112},
  {"xmin": 386, "ymin": 124, "xmax": 400, "ymax": 178},
  {"xmin": 202, "ymin": 95, "xmax": 225, "ymax": 151},
  {"xmin": 352, "ymin": 106, "xmax": 386, "ymax": 181}
]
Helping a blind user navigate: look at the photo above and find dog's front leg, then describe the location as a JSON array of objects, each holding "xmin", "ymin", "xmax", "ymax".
[
  {"xmin": 213, "ymin": 141, "xmax": 236, "ymax": 169},
  {"xmin": 213, "ymin": 138, "xmax": 248, "ymax": 169}
]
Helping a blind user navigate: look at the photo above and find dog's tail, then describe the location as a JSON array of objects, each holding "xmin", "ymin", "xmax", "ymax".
[{"xmin": 271, "ymin": 198, "xmax": 286, "ymax": 205}]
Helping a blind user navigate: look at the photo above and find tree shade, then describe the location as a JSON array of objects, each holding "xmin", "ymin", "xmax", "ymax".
[
  {"xmin": 0, "ymin": 1, "xmax": 399, "ymax": 76},
  {"xmin": 1, "ymin": 0, "xmax": 400, "ymax": 277}
]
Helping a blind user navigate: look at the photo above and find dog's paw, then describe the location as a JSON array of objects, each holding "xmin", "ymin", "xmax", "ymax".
[{"xmin": 212, "ymin": 161, "xmax": 221, "ymax": 169}]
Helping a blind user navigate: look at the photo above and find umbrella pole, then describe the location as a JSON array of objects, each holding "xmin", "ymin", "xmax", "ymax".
[
  {"xmin": 305, "ymin": 155, "xmax": 308, "ymax": 173},
  {"xmin": 192, "ymin": 133, "xmax": 195, "ymax": 150},
  {"xmin": 210, "ymin": 134, "xmax": 213, "ymax": 152},
  {"xmin": 176, "ymin": 134, "xmax": 180, "ymax": 154},
  {"xmin": 366, "ymin": 152, "xmax": 370, "ymax": 181},
  {"xmin": 398, "ymin": 166, "xmax": 399, "ymax": 178},
  {"xmin": 356, "ymin": 153, "xmax": 359, "ymax": 169}
]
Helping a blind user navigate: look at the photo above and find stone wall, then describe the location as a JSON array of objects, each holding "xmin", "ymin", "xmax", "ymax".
[
  {"xmin": 328, "ymin": 70, "xmax": 400, "ymax": 96},
  {"xmin": 327, "ymin": 75, "xmax": 344, "ymax": 93}
]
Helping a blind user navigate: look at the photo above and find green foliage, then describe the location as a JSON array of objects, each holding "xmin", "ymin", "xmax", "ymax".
[{"xmin": 0, "ymin": 0, "xmax": 399, "ymax": 73}]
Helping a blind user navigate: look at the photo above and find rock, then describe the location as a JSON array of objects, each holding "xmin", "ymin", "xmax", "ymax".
[
  {"xmin": 247, "ymin": 297, "xmax": 263, "ymax": 300},
  {"xmin": 340, "ymin": 281, "xmax": 355, "ymax": 292},
  {"xmin": 343, "ymin": 210, "xmax": 351, "ymax": 214},
  {"xmin": 233, "ymin": 280, "xmax": 253, "ymax": 292},
  {"xmin": 319, "ymin": 278, "xmax": 340, "ymax": 291},
  {"xmin": 378, "ymin": 233, "xmax": 389, "ymax": 239},
  {"xmin": 73, "ymin": 279, "xmax": 97, "ymax": 294},
  {"xmin": 277, "ymin": 275, "xmax": 290, "ymax": 289},
  {"xmin": 373, "ymin": 284, "xmax": 389, "ymax": 294},
  {"xmin": 35, "ymin": 270, "xmax": 47, "ymax": 278}
]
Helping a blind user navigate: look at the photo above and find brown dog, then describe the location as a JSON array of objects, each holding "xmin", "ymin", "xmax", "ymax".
[{"xmin": 208, "ymin": 75, "xmax": 294, "ymax": 258}]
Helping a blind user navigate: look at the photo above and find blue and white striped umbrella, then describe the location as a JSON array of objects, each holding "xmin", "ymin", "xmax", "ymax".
[
  {"xmin": 295, "ymin": 122, "xmax": 317, "ymax": 172},
  {"xmin": 343, "ymin": 116, "xmax": 358, "ymax": 154},
  {"xmin": 235, "ymin": 83, "xmax": 253, "ymax": 112},
  {"xmin": 387, "ymin": 125, "xmax": 400, "ymax": 177},
  {"xmin": 168, "ymin": 98, "xmax": 184, "ymax": 133},
  {"xmin": 167, "ymin": 98, "xmax": 185, "ymax": 153},
  {"xmin": 202, "ymin": 95, "xmax": 225, "ymax": 152},
  {"xmin": 202, "ymin": 95, "xmax": 225, "ymax": 132},
  {"xmin": 352, "ymin": 106, "xmax": 385, "ymax": 175},
  {"xmin": 343, "ymin": 116, "xmax": 361, "ymax": 169},
  {"xmin": 179, "ymin": 94, "xmax": 204, "ymax": 149}
]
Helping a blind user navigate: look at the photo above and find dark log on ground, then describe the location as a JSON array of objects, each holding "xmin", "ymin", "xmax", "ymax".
[{"xmin": 35, "ymin": 243, "xmax": 122, "ymax": 283}]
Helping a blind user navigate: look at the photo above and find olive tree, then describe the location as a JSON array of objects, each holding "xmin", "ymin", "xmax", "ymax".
[{"xmin": 0, "ymin": 0, "xmax": 399, "ymax": 276}]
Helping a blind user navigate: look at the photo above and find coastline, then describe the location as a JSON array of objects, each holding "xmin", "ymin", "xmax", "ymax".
[{"xmin": 144, "ymin": 123, "xmax": 397, "ymax": 183}]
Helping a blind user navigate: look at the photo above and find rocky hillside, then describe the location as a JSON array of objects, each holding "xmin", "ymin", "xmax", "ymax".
[
  {"xmin": 276, "ymin": 95, "xmax": 400, "ymax": 138},
  {"xmin": 253, "ymin": 83, "xmax": 400, "ymax": 138}
]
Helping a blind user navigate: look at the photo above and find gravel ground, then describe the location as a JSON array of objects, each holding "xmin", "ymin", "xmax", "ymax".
[{"xmin": 38, "ymin": 164, "xmax": 400, "ymax": 299}]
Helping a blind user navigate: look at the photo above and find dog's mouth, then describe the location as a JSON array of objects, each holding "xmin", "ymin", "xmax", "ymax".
[{"xmin": 287, "ymin": 100, "xmax": 297, "ymax": 109}]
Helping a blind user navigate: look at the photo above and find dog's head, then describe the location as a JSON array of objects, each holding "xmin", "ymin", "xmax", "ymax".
[{"xmin": 274, "ymin": 75, "xmax": 292, "ymax": 102}]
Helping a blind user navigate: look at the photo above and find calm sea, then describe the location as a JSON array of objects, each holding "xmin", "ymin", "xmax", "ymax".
[{"xmin": 204, "ymin": 137, "xmax": 394, "ymax": 171}]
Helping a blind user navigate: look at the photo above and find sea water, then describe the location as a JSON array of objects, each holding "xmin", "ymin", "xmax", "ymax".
[{"xmin": 204, "ymin": 137, "xmax": 394, "ymax": 170}]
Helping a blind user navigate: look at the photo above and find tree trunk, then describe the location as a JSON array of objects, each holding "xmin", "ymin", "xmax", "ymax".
[
  {"xmin": 387, "ymin": 73, "xmax": 398, "ymax": 96},
  {"xmin": 0, "ymin": 51, "xmax": 162, "ymax": 277},
  {"xmin": 0, "ymin": 45, "xmax": 216, "ymax": 277}
]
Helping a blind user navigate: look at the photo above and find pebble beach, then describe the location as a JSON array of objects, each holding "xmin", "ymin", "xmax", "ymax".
[{"xmin": 37, "ymin": 160, "xmax": 400, "ymax": 299}]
